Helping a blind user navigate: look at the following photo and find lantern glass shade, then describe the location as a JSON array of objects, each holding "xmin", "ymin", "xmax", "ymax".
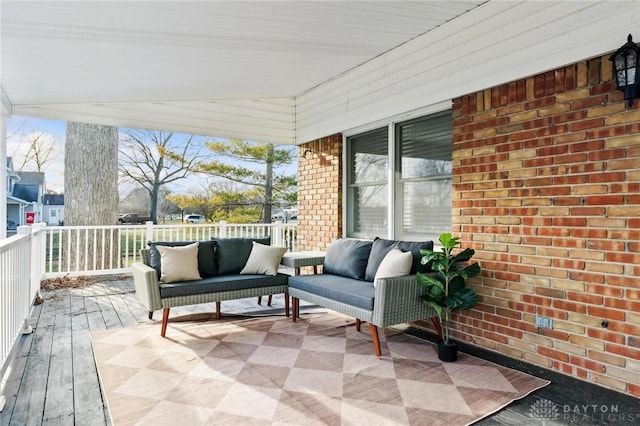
[
  {"xmin": 610, "ymin": 34, "xmax": 640, "ymax": 106},
  {"xmin": 614, "ymin": 50, "xmax": 637, "ymax": 86}
]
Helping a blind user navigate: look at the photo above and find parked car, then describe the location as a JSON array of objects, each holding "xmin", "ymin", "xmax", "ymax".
[
  {"xmin": 184, "ymin": 214, "xmax": 204, "ymax": 224},
  {"xmin": 7, "ymin": 220, "xmax": 17, "ymax": 230},
  {"xmin": 118, "ymin": 213, "xmax": 152, "ymax": 225}
]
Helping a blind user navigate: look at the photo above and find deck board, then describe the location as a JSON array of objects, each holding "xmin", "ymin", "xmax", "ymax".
[
  {"xmin": 43, "ymin": 295, "xmax": 74, "ymax": 424},
  {"xmin": 1, "ymin": 275, "xmax": 638, "ymax": 425},
  {"xmin": 71, "ymin": 295, "xmax": 107, "ymax": 426}
]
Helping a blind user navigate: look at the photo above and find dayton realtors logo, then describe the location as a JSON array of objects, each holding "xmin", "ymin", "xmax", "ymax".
[{"xmin": 530, "ymin": 398, "xmax": 639, "ymax": 424}]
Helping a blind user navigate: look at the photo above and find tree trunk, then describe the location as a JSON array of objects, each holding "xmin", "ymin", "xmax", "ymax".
[
  {"xmin": 149, "ymin": 184, "xmax": 159, "ymax": 224},
  {"xmin": 64, "ymin": 122, "xmax": 119, "ymax": 271}
]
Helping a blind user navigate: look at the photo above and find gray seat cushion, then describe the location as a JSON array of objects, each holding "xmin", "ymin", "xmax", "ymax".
[
  {"xmin": 288, "ymin": 274, "xmax": 375, "ymax": 311},
  {"xmin": 149, "ymin": 240, "xmax": 217, "ymax": 278},
  {"xmin": 213, "ymin": 237, "xmax": 271, "ymax": 274},
  {"xmin": 159, "ymin": 273, "xmax": 288, "ymax": 299}
]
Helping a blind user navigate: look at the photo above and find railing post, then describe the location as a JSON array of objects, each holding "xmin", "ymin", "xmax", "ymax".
[
  {"xmin": 145, "ymin": 221, "xmax": 154, "ymax": 244},
  {"xmin": 219, "ymin": 220, "xmax": 227, "ymax": 238},
  {"xmin": 31, "ymin": 222, "xmax": 45, "ymax": 304},
  {"xmin": 16, "ymin": 225, "xmax": 34, "ymax": 335},
  {"xmin": 273, "ymin": 223, "xmax": 283, "ymax": 247}
]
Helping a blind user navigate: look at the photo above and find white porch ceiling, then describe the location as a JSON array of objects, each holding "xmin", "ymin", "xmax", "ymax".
[
  {"xmin": 1, "ymin": 0, "xmax": 484, "ymax": 143},
  {"xmin": 2, "ymin": 1, "xmax": 639, "ymax": 145}
]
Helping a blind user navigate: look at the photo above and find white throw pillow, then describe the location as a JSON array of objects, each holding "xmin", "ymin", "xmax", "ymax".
[
  {"xmin": 374, "ymin": 248, "xmax": 413, "ymax": 286},
  {"xmin": 241, "ymin": 242, "xmax": 288, "ymax": 276},
  {"xmin": 156, "ymin": 242, "xmax": 201, "ymax": 283}
]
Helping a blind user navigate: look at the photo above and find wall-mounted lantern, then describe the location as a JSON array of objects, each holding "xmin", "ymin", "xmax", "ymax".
[{"xmin": 610, "ymin": 34, "xmax": 640, "ymax": 107}]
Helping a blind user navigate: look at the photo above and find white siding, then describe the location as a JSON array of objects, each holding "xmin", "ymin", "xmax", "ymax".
[
  {"xmin": 296, "ymin": 1, "xmax": 640, "ymax": 143},
  {"xmin": 17, "ymin": 98, "xmax": 296, "ymax": 144}
]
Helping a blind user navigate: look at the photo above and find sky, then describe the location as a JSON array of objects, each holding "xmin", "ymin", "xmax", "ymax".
[
  {"xmin": 6, "ymin": 115, "xmax": 297, "ymax": 195},
  {"xmin": 7, "ymin": 116, "xmax": 66, "ymax": 192}
]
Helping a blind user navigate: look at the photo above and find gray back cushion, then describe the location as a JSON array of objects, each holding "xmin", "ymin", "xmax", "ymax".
[
  {"xmin": 148, "ymin": 240, "xmax": 217, "ymax": 278},
  {"xmin": 323, "ymin": 238, "xmax": 373, "ymax": 280},
  {"xmin": 213, "ymin": 237, "xmax": 271, "ymax": 274},
  {"xmin": 364, "ymin": 237, "xmax": 434, "ymax": 281}
]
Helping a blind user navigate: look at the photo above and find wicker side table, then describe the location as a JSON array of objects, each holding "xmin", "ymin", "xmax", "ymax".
[
  {"xmin": 280, "ymin": 251, "xmax": 326, "ymax": 275},
  {"xmin": 258, "ymin": 251, "xmax": 326, "ymax": 306}
]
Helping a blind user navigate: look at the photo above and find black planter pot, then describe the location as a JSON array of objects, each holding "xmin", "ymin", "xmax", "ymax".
[{"xmin": 437, "ymin": 340, "xmax": 458, "ymax": 362}]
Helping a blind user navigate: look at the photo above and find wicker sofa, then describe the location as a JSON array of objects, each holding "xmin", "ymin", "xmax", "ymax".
[
  {"xmin": 132, "ymin": 237, "xmax": 289, "ymax": 337},
  {"xmin": 288, "ymin": 238, "xmax": 439, "ymax": 356}
]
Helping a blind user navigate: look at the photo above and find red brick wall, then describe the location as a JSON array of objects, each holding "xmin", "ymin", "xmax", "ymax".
[
  {"xmin": 297, "ymin": 134, "xmax": 343, "ymax": 252},
  {"xmin": 450, "ymin": 53, "xmax": 640, "ymax": 396}
]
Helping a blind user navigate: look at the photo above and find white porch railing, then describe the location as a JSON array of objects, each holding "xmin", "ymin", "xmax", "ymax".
[
  {"xmin": 43, "ymin": 221, "xmax": 298, "ymax": 277},
  {"xmin": 0, "ymin": 224, "xmax": 45, "ymax": 409}
]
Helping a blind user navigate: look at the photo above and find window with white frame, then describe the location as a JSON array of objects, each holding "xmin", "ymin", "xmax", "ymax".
[
  {"xmin": 346, "ymin": 127, "xmax": 389, "ymax": 238},
  {"xmin": 396, "ymin": 111, "xmax": 452, "ymax": 241},
  {"xmin": 346, "ymin": 110, "xmax": 452, "ymax": 242}
]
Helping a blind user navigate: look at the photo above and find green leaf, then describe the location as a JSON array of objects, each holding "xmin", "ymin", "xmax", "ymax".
[
  {"xmin": 451, "ymin": 288, "xmax": 478, "ymax": 310},
  {"xmin": 461, "ymin": 262, "xmax": 481, "ymax": 278},
  {"xmin": 430, "ymin": 258, "xmax": 447, "ymax": 272},
  {"xmin": 448, "ymin": 275, "xmax": 466, "ymax": 292},
  {"xmin": 451, "ymin": 248, "xmax": 475, "ymax": 263},
  {"xmin": 429, "ymin": 285, "xmax": 444, "ymax": 299},
  {"xmin": 416, "ymin": 273, "xmax": 443, "ymax": 288},
  {"xmin": 419, "ymin": 251, "xmax": 438, "ymax": 265},
  {"xmin": 438, "ymin": 232, "xmax": 461, "ymax": 250},
  {"xmin": 421, "ymin": 300, "xmax": 443, "ymax": 320},
  {"xmin": 419, "ymin": 248, "xmax": 435, "ymax": 257}
]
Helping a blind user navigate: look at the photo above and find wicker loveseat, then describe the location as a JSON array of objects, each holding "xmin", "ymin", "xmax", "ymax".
[
  {"xmin": 288, "ymin": 238, "xmax": 439, "ymax": 356},
  {"xmin": 132, "ymin": 237, "xmax": 289, "ymax": 337}
]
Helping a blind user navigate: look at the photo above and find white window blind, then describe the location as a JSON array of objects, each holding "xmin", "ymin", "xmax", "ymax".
[
  {"xmin": 347, "ymin": 128, "xmax": 388, "ymax": 238},
  {"xmin": 397, "ymin": 112, "xmax": 452, "ymax": 241},
  {"xmin": 346, "ymin": 111, "xmax": 452, "ymax": 242}
]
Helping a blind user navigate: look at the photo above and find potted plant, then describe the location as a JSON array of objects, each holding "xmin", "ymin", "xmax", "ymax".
[{"xmin": 417, "ymin": 232, "xmax": 480, "ymax": 362}]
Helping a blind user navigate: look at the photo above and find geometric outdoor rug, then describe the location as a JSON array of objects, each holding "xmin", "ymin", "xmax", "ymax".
[{"xmin": 90, "ymin": 312, "xmax": 549, "ymax": 425}]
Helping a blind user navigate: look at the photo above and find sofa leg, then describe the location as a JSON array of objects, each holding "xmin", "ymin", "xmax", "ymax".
[
  {"xmin": 292, "ymin": 297, "xmax": 298, "ymax": 322},
  {"xmin": 369, "ymin": 324, "xmax": 382, "ymax": 357},
  {"xmin": 355, "ymin": 318, "xmax": 361, "ymax": 332},
  {"xmin": 257, "ymin": 295, "xmax": 273, "ymax": 306},
  {"xmin": 284, "ymin": 292, "xmax": 290, "ymax": 317},
  {"xmin": 161, "ymin": 308, "xmax": 170, "ymax": 337},
  {"xmin": 148, "ymin": 311, "xmax": 154, "ymax": 320},
  {"xmin": 216, "ymin": 301, "xmax": 221, "ymax": 320},
  {"xmin": 431, "ymin": 317, "xmax": 444, "ymax": 341}
]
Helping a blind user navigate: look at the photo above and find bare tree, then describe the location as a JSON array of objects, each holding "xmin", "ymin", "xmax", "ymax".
[
  {"xmin": 119, "ymin": 129, "xmax": 201, "ymax": 223},
  {"xmin": 65, "ymin": 122, "xmax": 119, "ymax": 270},
  {"xmin": 10, "ymin": 123, "xmax": 62, "ymax": 193},
  {"xmin": 15, "ymin": 131, "xmax": 59, "ymax": 173}
]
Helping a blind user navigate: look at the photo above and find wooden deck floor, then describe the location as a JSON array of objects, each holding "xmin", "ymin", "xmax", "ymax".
[{"xmin": 1, "ymin": 276, "xmax": 638, "ymax": 425}]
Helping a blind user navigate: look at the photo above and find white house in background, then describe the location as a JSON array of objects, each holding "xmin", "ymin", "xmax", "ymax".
[
  {"xmin": 5, "ymin": 157, "xmax": 45, "ymax": 229},
  {"xmin": 42, "ymin": 194, "xmax": 64, "ymax": 225}
]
